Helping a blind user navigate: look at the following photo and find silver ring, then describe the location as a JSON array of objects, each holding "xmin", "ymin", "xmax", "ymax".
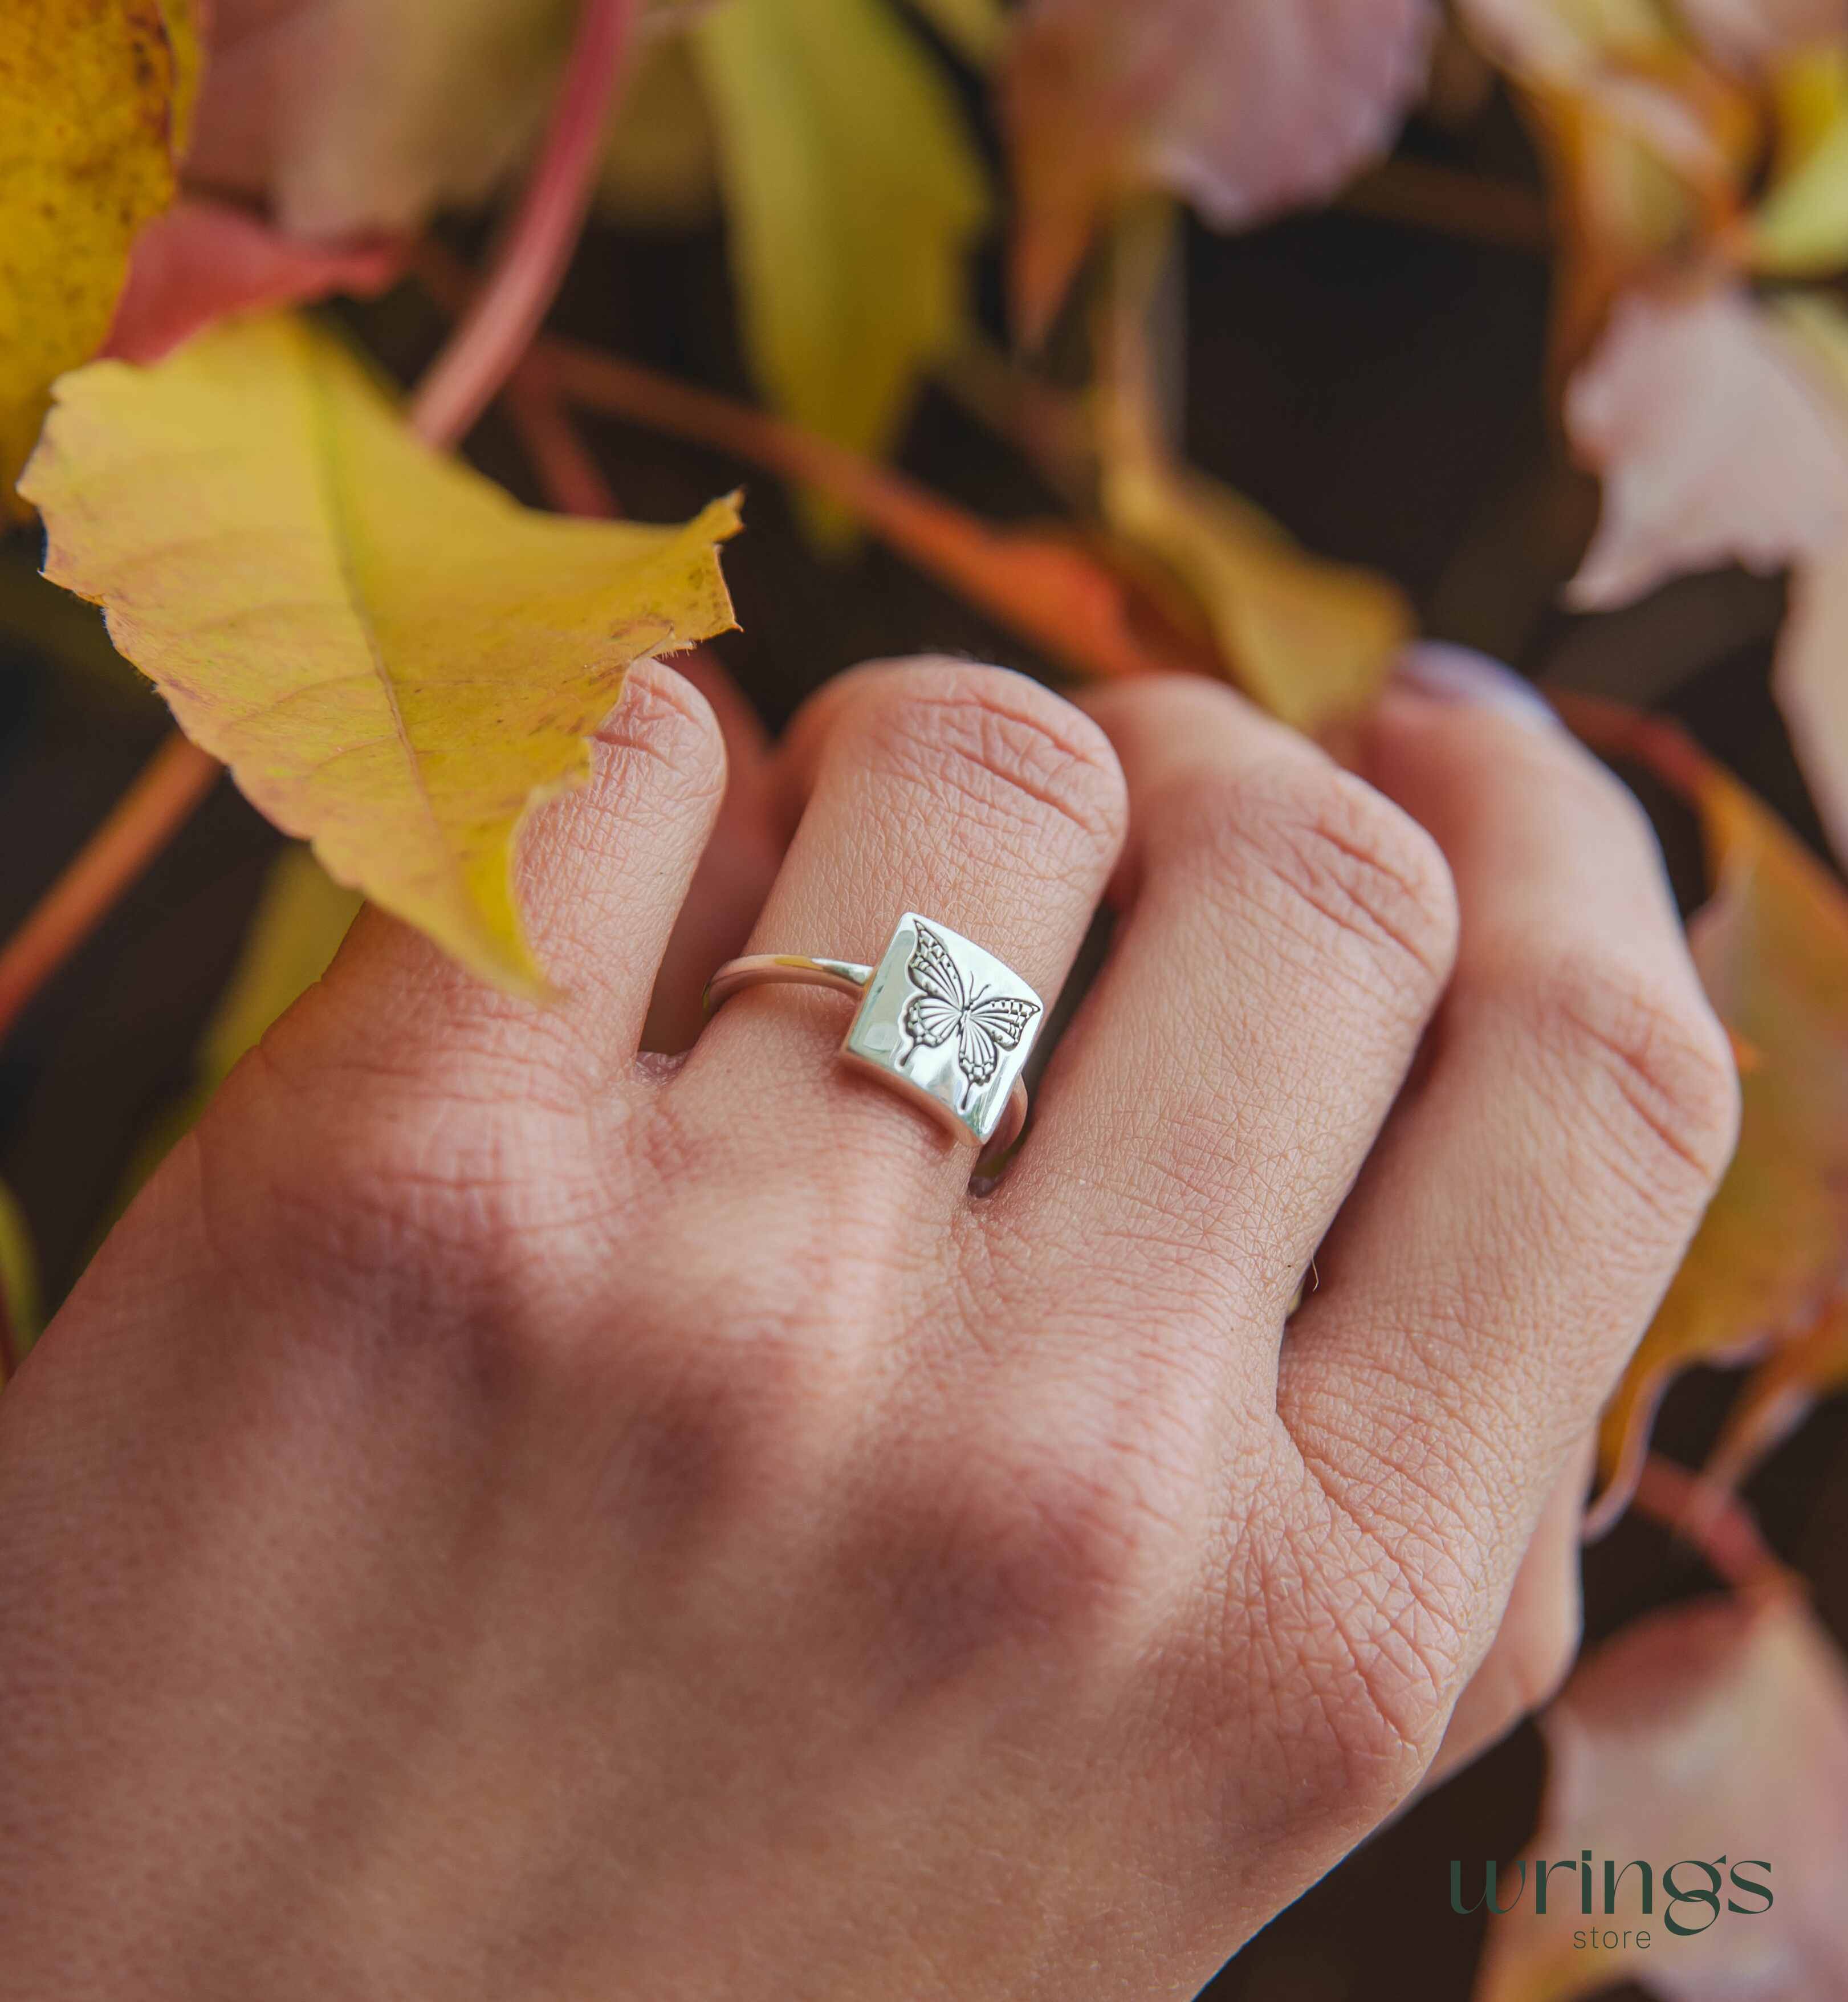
[{"xmin": 704, "ymin": 912, "xmax": 1044, "ymax": 1148}]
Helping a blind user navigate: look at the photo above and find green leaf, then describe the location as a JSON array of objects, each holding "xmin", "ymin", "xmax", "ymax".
[
  {"xmin": 19, "ymin": 314, "xmax": 742, "ymax": 997},
  {"xmin": 199, "ymin": 848, "xmax": 364, "ymax": 1084},
  {"xmin": 115, "ymin": 847, "xmax": 364, "ymax": 1210},
  {"xmin": 693, "ymin": 0, "xmax": 989, "ymax": 538},
  {"xmin": 0, "ymin": 1181, "xmax": 42, "ymax": 1378}
]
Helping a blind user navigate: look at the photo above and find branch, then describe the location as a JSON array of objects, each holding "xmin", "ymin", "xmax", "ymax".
[
  {"xmin": 540, "ymin": 329, "xmax": 1214, "ymax": 685},
  {"xmin": 1339, "ymin": 160, "xmax": 1553, "ymax": 255},
  {"xmin": 0, "ymin": 735, "xmax": 220, "ymax": 1046},
  {"xmin": 504, "ymin": 356, "xmax": 621, "ymax": 518},
  {"xmin": 408, "ymin": 0, "xmax": 639, "ymax": 448}
]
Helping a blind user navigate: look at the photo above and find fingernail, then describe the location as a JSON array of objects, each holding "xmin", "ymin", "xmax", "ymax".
[{"xmin": 1393, "ymin": 642, "xmax": 1561, "ymax": 731}]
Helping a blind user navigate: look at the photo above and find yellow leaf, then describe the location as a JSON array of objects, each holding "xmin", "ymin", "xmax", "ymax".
[
  {"xmin": 1768, "ymin": 43, "xmax": 1848, "ymax": 174},
  {"xmin": 1100, "ymin": 450, "xmax": 1411, "ymax": 735},
  {"xmin": 1766, "ymin": 291, "xmax": 1848, "ymax": 865},
  {"xmin": 1752, "ymin": 56, "xmax": 1848, "ymax": 274},
  {"xmin": 19, "ymin": 314, "xmax": 742, "ymax": 997},
  {"xmin": 1564, "ymin": 704, "xmax": 1848, "ymax": 1533},
  {"xmin": 1094, "ymin": 205, "xmax": 1410, "ymax": 734},
  {"xmin": 1524, "ymin": 86, "xmax": 1702, "ymax": 372},
  {"xmin": 1704, "ymin": 1297, "xmax": 1848, "ymax": 1495},
  {"xmin": 0, "ymin": 0, "xmax": 185, "ymax": 515},
  {"xmin": 693, "ymin": 0, "xmax": 988, "ymax": 539},
  {"xmin": 1459, "ymin": 0, "xmax": 1761, "ymax": 370}
]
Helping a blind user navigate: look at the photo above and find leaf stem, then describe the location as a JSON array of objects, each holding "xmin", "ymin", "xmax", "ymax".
[
  {"xmin": 0, "ymin": 735, "xmax": 220, "ymax": 1047},
  {"xmin": 407, "ymin": 0, "xmax": 639, "ymax": 449},
  {"xmin": 1630, "ymin": 1452, "xmax": 1789, "ymax": 1593},
  {"xmin": 505, "ymin": 356, "xmax": 621, "ymax": 518},
  {"xmin": 1339, "ymin": 160, "xmax": 1553, "ymax": 255}
]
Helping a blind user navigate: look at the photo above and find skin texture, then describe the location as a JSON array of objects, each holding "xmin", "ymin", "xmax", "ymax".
[{"xmin": 0, "ymin": 654, "xmax": 1738, "ymax": 2001}]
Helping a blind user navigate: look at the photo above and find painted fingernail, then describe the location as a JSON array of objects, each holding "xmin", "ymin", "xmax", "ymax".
[{"xmin": 1393, "ymin": 642, "xmax": 1561, "ymax": 731}]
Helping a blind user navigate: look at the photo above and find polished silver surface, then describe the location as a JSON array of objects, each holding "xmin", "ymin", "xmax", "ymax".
[{"xmin": 705, "ymin": 913, "xmax": 1043, "ymax": 1147}]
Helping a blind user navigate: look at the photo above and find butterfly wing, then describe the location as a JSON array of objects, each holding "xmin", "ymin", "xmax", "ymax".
[
  {"xmin": 904, "ymin": 994, "xmax": 963, "ymax": 1048},
  {"xmin": 958, "ymin": 995, "xmax": 1041, "ymax": 1085},
  {"xmin": 905, "ymin": 921, "xmax": 966, "ymax": 1010}
]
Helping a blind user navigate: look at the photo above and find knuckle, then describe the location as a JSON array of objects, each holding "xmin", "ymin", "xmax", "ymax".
[
  {"xmin": 857, "ymin": 662, "xmax": 1129, "ymax": 866},
  {"xmin": 1527, "ymin": 944, "xmax": 1741, "ymax": 1209},
  {"xmin": 1170, "ymin": 764, "xmax": 1459, "ymax": 1018},
  {"xmin": 596, "ymin": 658, "xmax": 727, "ymax": 814}
]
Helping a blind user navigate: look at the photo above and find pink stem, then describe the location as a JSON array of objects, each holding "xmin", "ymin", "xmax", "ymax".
[
  {"xmin": 506, "ymin": 360, "xmax": 620, "ymax": 517},
  {"xmin": 408, "ymin": 0, "xmax": 637, "ymax": 449},
  {"xmin": 1631, "ymin": 1454, "xmax": 1788, "ymax": 1593}
]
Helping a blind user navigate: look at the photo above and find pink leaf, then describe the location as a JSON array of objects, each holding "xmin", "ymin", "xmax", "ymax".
[
  {"xmin": 185, "ymin": 0, "xmax": 573, "ymax": 237},
  {"xmin": 1564, "ymin": 284, "xmax": 1848, "ymax": 611},
  {"xmin": 1003, "ymin": 0, "xmax": 1436, "ymax": 340},
  {"xmin": 103, "ymin": 197, "xmax": 402, "ymax": 366},
  {"xmin": 1474, "ymin": 1590, "xmax": 1848, "ymax": 2002}
]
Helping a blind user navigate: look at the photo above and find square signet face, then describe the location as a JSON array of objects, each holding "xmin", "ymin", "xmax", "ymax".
[{"xmin": 842, "ymin": 913, "xmax": 1044, "ymax": 1145}]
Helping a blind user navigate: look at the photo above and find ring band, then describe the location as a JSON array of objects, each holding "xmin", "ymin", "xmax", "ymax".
[{"xmin": 705, "ymin": 913, "xmax": 1045, "ymax": 1148}]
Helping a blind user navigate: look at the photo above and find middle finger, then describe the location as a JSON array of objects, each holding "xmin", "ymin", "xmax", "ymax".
[{"xmin": 994, "ymin": 674, "xmax": 1460, "ymax": 1351}]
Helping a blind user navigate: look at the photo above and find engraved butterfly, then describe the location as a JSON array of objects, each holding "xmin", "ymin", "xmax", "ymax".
[{"xmin": 899, "ymin": 921, "xmax": 1041, "ymax": 1107}]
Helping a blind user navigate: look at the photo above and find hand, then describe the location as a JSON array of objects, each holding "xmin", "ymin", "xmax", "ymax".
[{"xmin": 0, "ymin": 650, "xmax": 1737, "ymax": 2001}]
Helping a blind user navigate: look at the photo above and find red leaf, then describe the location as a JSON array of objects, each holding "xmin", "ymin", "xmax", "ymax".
[{"xmin": 103, "ymin": 196, "xmax": 402, "ymax": 365}]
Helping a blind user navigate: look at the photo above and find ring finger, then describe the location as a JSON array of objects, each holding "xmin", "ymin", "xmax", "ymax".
[{"xmin": 673, "ymin": 658, "xmax": 1129, "ymax": 1224}]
